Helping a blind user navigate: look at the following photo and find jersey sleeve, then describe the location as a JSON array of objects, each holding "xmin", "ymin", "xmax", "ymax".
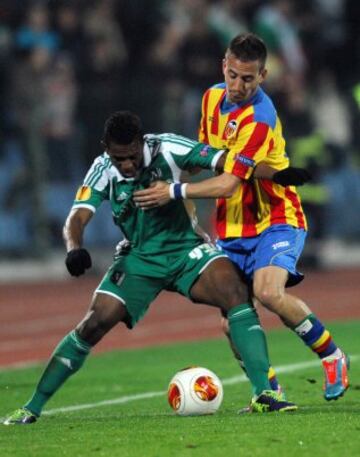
[
  {"xmin": 72, "ymin": 156, "xmax": 111, "ymax": 212},
  {"xmin": 223, "ymin": 122, "xmax": 274, "ymax": 180},
  {"xmin": 173, "ymin": 142, "xmax": 225, "ymax": 172},
  {"xmin": 160, "ymin": 133, "xmax": 225, "ymax": 175}
]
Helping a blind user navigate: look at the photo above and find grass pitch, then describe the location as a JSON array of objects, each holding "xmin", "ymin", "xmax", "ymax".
[{"xmin": 0, "ymin": 320, "xmax": 359, "ymax": 457}]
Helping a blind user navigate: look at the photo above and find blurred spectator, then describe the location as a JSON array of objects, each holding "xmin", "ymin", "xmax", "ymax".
[
  {"xmin": 9, "ymin": 46, "xmax": 53, "ymax": 252},
  {"xmin": 78, "ymin": 34, "xmax": 127, "ymax": 166},
  {"xmin": 282, "ymin": 91, "xmax": 330, "ymax": 266},
  {"xmin": 78, "ymin": 0, "xmax": 128, "ymax": 166},
  {"xmin": 83, "ymin": 0, "xmax": 127, "ymax": 65},
  {"xmin": 54, "ymin": 2, "xmax": 87, "ymax": 79},
  {"xmin": 311, "ymin": 71, "xmax": 351, "ymax": 147},
  {"xmin": 347, "ymin": 82, "xmax": 360, "ymax": 155},
  {"xmin": 208, "ymin": 0, "xmax": 249, "ymax": 46},
  {"xmin": 253, "ymin": 0, "xmax": 307, "ymax": 93},
  {"xmin": 178, "ymin": 10, "xmax": 223, "ymax": 137},
  {"xmin": 43, "ymin": 53, "xmax": 80, "ymax": 182},
  {"xmin": 15, "ymin": 3, "xmax": 59, "ymax": 53},
  {"xmin": 0, "ymin": 0, "xmax": 359, "ymax": 257}
]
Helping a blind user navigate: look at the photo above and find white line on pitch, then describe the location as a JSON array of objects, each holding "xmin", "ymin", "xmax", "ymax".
[{"xmin": 39, "ymin": 355, "xmax": 358, "ymax": 416}]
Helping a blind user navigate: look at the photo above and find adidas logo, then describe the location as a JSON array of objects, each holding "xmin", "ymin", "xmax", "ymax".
[
  {"xmin": 56, "ymin": 356, "xmax": 73, "ymax": 370},
  {"xmin": 117, "ymin": 191, "xmax": 129, "ymax": 201}
]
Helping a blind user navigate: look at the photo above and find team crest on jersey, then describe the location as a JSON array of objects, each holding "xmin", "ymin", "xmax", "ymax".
[
  {"xmin": 75, "ymin": 185, "xmax": 91, "ymax": 201},
  {"xmin": 224, "ymin": 120, "xmax": 238, "ymax": 139}
]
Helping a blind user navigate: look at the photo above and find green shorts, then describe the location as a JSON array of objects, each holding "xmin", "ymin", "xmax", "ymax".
[{"xmin": 96, "ymin": 242, "xmax": 227, "ymax": 328}]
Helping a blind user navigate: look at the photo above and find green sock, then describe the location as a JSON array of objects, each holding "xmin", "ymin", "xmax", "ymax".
[
  {"xmin": 25, "ymin": 330, "xmax": 91, "ymax": 416},
  {"xmin": 228, "ymin": 303, "xmax": 271, "ymax": 396}
]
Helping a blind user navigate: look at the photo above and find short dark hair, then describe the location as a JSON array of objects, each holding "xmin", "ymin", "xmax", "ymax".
[
  {"xmin": 227, "ymin": 33, "xmax": 267, "ymax": 69},
  {"xmin": 102, "ymin": 111, "xmax": 144, "ymax": 146}
]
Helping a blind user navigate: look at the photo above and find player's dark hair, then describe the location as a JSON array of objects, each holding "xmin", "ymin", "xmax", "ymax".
[
  {"xmin": 227, "ymin": 33, "xmax": 267, "ymax": 69},
  {"xmin": 103, "ymin": 111, "xmax": 144, "ymax": 146}
]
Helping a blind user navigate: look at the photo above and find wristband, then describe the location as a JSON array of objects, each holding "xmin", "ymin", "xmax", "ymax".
[
  {"xmin": 181, "ymin": 183, "xmax": 188, "ymax": 199},
  {"xmin": 169, "ymin": 183, "xmax": 188, "ymax": 200},
  {"xmin": 173, "ymin": 183, "xmax": 182, "ymax": 199},
  {"xmin": 169, "ymin": 183, "xmax": 176, "ymax": 199}
]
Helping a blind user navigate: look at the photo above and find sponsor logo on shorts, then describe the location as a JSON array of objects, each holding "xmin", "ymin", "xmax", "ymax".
[
  {"xmin": 272, "ymin": 241, "xmax": 290, "ymax": 250},
  {"xmin": 75, "ymin": 185, "xmax": 91, "ymax": 201},
  {"xmin": 233, "ymin": 154, "xmax": 255, "ymax": 168},
  {"xmin": 111, "ymin": 270, "xmax": 126, "ymax": 286}
]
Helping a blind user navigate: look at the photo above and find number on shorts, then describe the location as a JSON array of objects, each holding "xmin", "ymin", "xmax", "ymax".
[{"xmin": 189, "ymin": 243, "xmax": 217, "ymax": 260}]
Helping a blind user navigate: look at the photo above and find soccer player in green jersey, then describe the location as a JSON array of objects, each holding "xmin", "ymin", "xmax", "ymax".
[{"xmin": 4, "ymin": 111, "xmax": 297, "ymax": 425}]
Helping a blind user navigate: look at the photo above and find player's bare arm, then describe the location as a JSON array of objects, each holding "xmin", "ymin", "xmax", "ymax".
[
  {"xmin": 63, "ymin": 208, "xmax": 93, "ymax": 276},
  {"xmin": 134, "ymin": 150, "xmax": 281, "ymax": 209},
  {"xmin": 134, "ymin": 172, "xmax": 240, "ymax": 208},
  {"xmin": 133, "ymin": 159, "xmax": 310, "ymax": 209},
  {"xmin": 214, "ymin": 153, "xmax": 275, "ymax": 178}
]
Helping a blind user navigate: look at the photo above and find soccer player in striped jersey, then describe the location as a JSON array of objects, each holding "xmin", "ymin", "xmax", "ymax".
[{"xmin": 134, "ymin": 34, "xmax": 349, "ymax": 403}]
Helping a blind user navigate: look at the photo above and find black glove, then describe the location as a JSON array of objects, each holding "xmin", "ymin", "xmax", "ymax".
[
  {"xmin": 65, "ymin": 248, "xmax": 92, "ymax": 277},
  {"xmin": 273, "ymin": 167, "xmax": 312, "ymax": 186}
]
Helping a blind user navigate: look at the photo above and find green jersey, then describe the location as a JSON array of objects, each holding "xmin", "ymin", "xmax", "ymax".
[{"xmin": 73, "ymin": 134, "xmax": 224, "ymax": 255}]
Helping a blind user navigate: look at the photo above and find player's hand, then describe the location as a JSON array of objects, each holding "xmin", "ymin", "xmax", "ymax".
[
  {"xmin": 133, "ymin": 181, "xmax": 171, "ymax": 209},
  {"xmin": 65, "ymin": 248, "xmax": 92, "ymax": 276},
  {"xmin": 273, "ymin": 167, "xmax": 312, "ymax": 186}
]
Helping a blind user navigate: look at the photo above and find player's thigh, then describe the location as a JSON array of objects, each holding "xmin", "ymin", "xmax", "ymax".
[
  {"xmin": 216, "ymin": 237, "xmax": 257, "ymax": 284},
  {"xmin": 189, "ymin": 256, "xmax": 250, "ymax": 310},
  {"xmin": 96, "ymin": 257, "xmax": 165, "ymax": 329}
]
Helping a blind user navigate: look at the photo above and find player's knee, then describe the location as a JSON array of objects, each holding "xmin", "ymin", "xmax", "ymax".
[
  {"xmin": 76, "ymin": 308, "xmax": 117, "ymax": 344},
  {"xmin": 254, "ymin": 283, "xmax": 284, "ymax": 311},
  {"xmin": 76, "ymin": 312, "xmax": 101, "ymax": 342},
  {"xmin": 222, "ymin": 281, "xmax": 249, "ymax": 309}
]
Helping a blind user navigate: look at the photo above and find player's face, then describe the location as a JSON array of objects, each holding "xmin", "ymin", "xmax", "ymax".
[
  {"xmin": 106, "ymin": 140, "xmax": 144, "ymax": 178},
  {"xmin": 223, "ymin": 53, "xmax": 267, "ymax": 104}
]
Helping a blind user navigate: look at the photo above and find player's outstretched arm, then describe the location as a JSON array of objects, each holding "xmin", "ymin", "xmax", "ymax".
[
  {"xmin": 133, "ymin": 172, "xmax": 240, "ymax": 209},
  {"xmin": 216, "ymin": 155, "xmax": 311, "ymax": 186},
  {"xmin": 133, "ymin": 161, "xmax": 312, "ymax": 209},
  {"xmin": 63, "ymin": 208, "xmax": 93, "ymax": 277}
]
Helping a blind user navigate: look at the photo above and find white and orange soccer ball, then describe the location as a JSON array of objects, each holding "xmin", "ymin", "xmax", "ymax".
[{"xmin": 167, "ymin": 366, "xmax": 223, "ymax": 416}]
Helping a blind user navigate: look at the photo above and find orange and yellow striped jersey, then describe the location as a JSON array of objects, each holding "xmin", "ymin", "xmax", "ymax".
[{"xmin": 199, "ymin": 83, "xmax": 307, "ymax": 238}]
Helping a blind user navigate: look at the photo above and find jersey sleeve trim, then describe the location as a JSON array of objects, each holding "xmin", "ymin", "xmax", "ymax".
[
  {"xmin": 211, "ymin": 150, "xmax": 226, "ymax": 171},
  {"xmin": 83, "ymin": 155, "xmax": 112, "ymax": 190},
  {"xmin": 162, "ymin": 150, "xmax": 182, "ymax": 182},
  {"xmin": 72, "ymin": 203, "xmax": 97, "ymax": 213}
]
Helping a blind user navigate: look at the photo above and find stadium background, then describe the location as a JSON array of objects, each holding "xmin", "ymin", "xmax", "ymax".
[{"xmin": 0, "ymin": 0, "xmax": 359, "ymax": 367}]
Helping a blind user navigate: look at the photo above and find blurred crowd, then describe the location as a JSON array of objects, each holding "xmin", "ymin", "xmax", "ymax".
[{"xmin": 0, "ymin": 0, "xmax": 359, "ymax": 263}]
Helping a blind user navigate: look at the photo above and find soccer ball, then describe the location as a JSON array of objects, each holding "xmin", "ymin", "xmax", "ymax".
[{"xmin": 167, "ymin": 366, "xmax": 223, "ymax": 416}]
